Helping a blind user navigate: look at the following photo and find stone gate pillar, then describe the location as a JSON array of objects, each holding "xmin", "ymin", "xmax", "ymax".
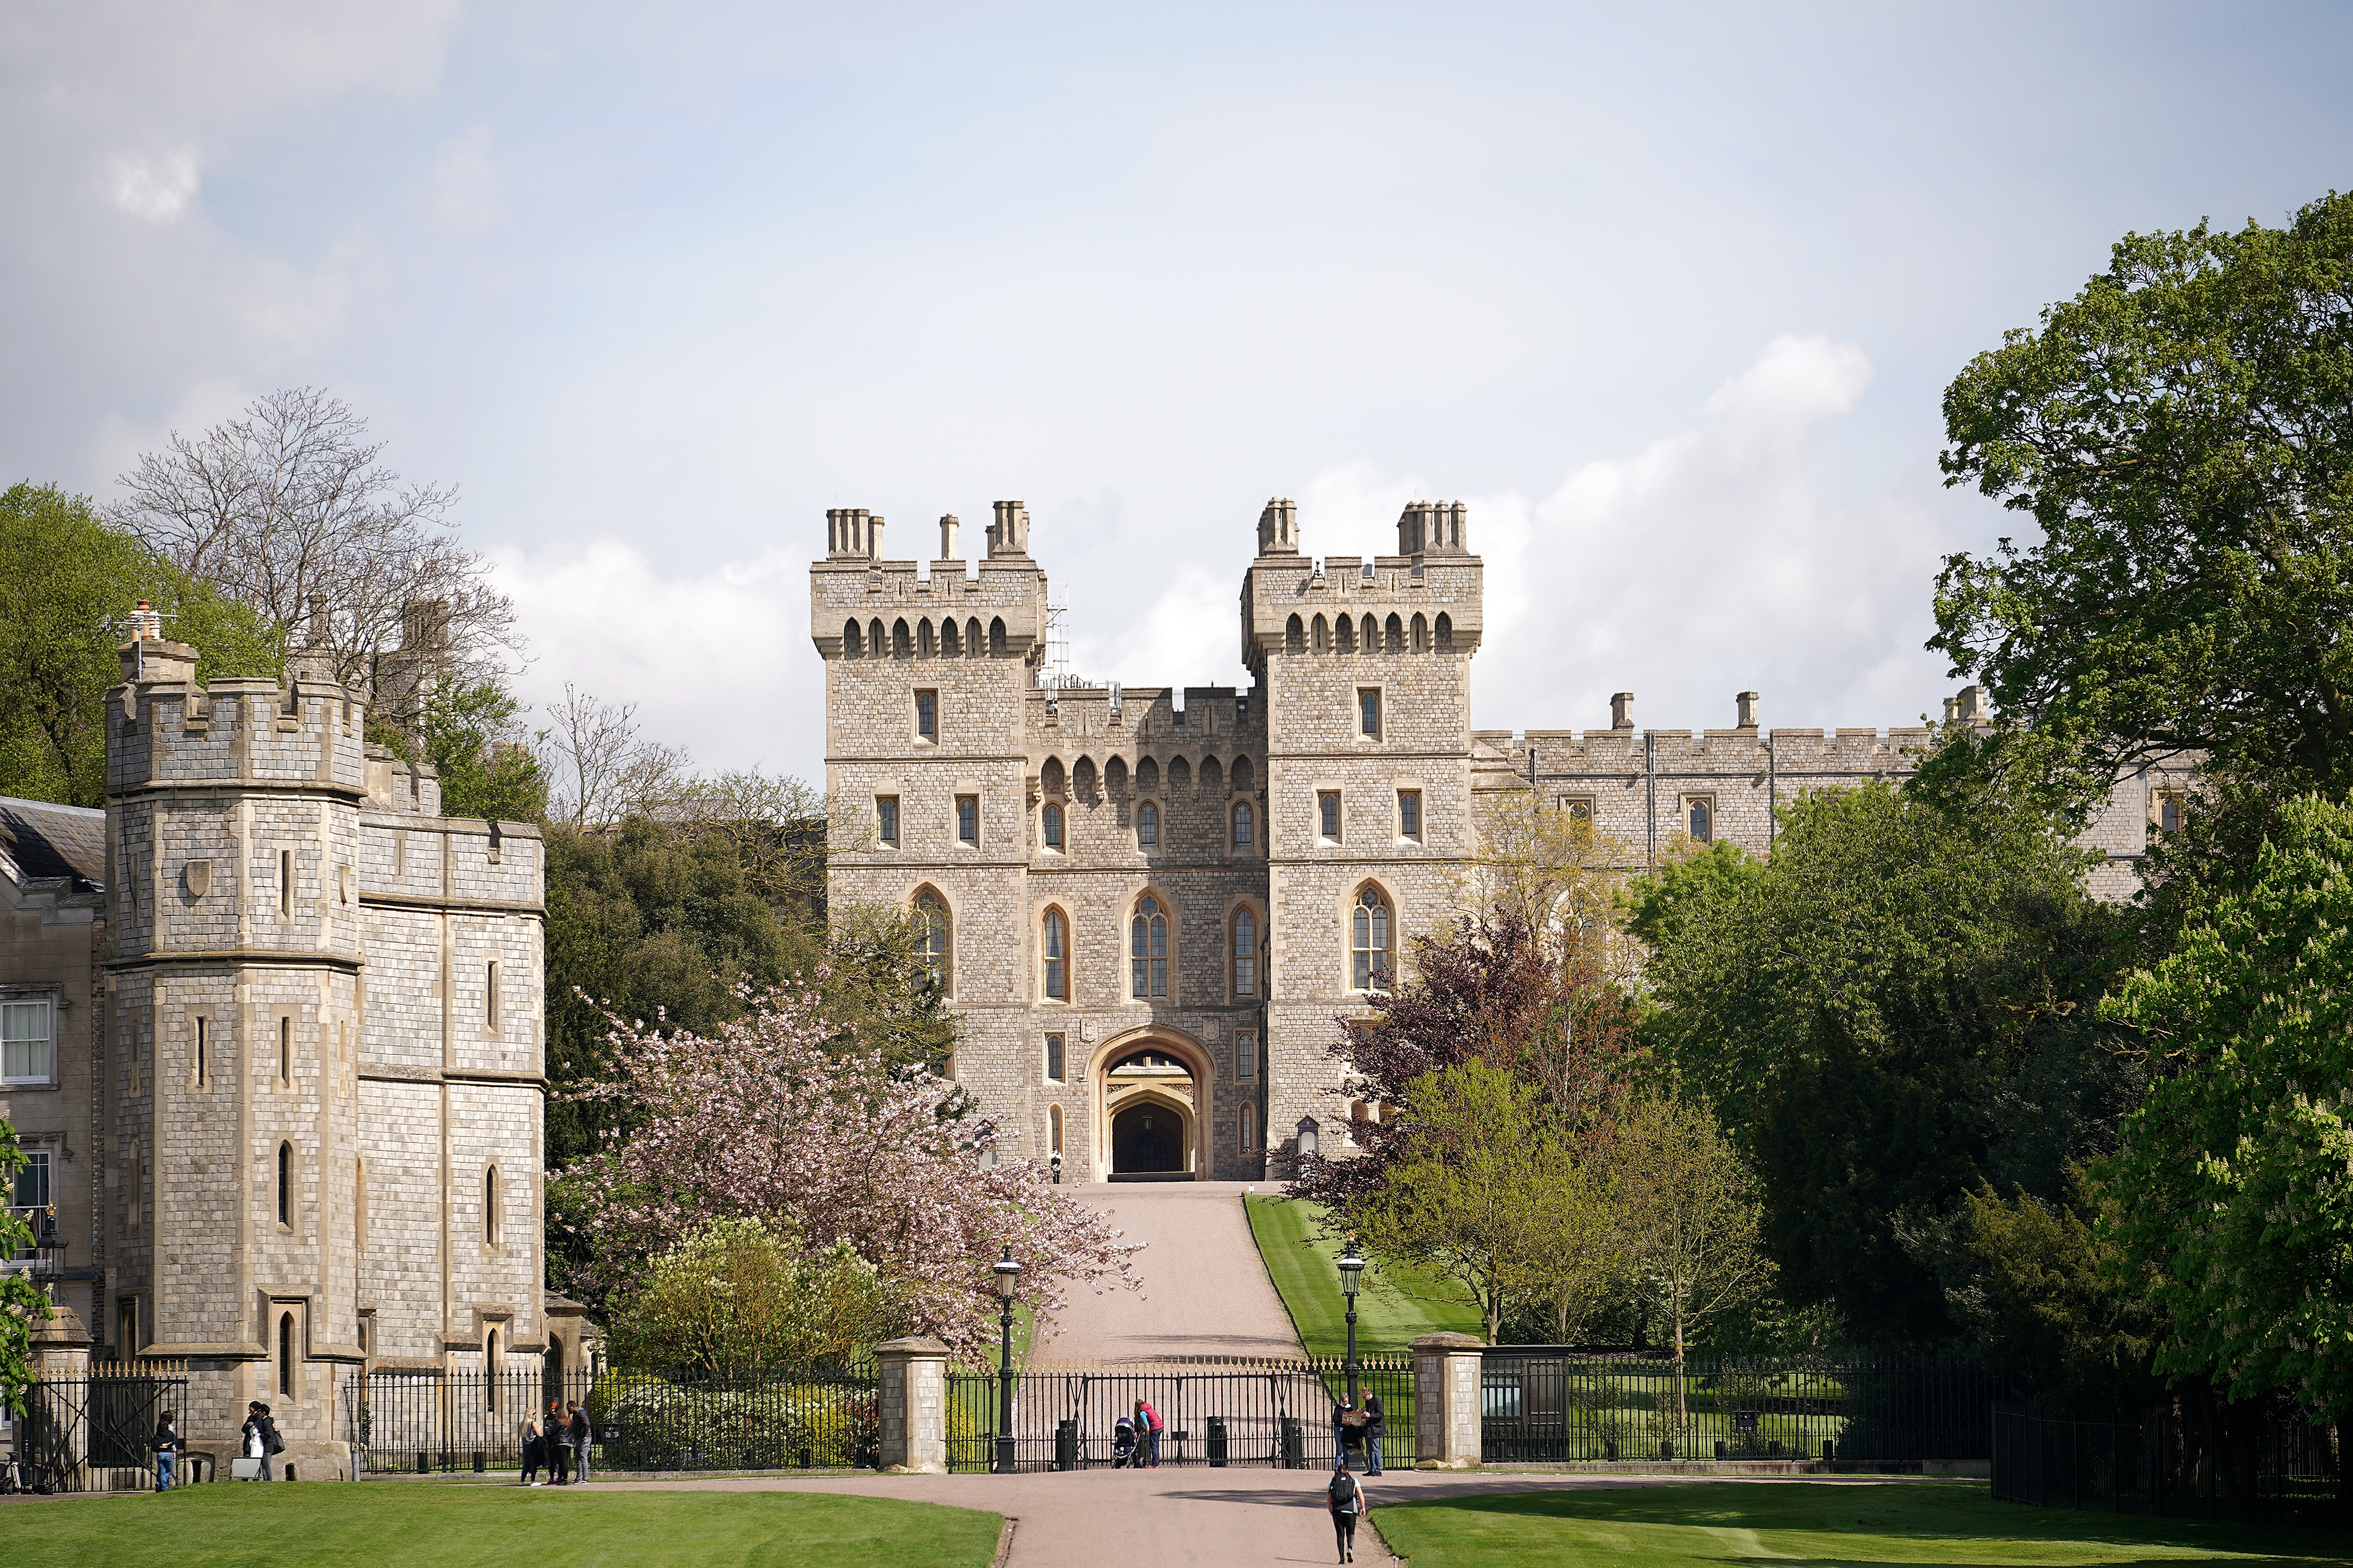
[
  {"xmin": 876, "ymin": 1336, "xmax": 950, "ymax": 1474},
  {"xmin": 1411, "ymin": 1331, "xmax": 1484, "ymax": 1470},
  {"xmin": 29, "ymin": 1301, "xmax": 93, "ymax": 1480}
]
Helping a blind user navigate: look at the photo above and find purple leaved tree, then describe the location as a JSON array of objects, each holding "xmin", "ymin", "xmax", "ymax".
[{"xmin": 550, "ymin": 979, "xmax": 1140, "ymax": 1364}]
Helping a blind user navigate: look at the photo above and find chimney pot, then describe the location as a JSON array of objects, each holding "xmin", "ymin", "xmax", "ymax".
[
  {"xmin": 1736, "ymin": 691, "xmax": 1760, "ymax": 729},
  {"xmin": 939, "ymin": 514, "xmax": 961, "ymax": 561}
]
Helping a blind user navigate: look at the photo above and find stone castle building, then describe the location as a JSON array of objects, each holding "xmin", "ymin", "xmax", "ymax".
[
  {"xmin": 3, "ymin": 613, "xmax": 554, "ymax": 1479},
  {"xmin": 812, "ymin": 498, "xmax": 2194, "ymax": 1185}
]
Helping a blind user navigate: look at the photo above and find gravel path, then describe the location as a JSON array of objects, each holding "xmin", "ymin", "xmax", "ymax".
[{"xmin": 1036, "ymin": 1181, "xmax": 1304, "ymax": 1363}]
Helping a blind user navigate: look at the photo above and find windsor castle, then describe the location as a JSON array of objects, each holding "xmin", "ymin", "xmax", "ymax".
[{"xmin": 813, "ymin": 498, "xmax": 2193, "ymax": 1186}]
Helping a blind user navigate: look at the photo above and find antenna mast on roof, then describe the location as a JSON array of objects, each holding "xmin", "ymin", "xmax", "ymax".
[{"xmin": 1043, "ymin": 583, "xmax": 1073, "ymax": 692}]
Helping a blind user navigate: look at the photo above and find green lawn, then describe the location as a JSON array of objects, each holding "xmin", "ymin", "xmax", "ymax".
[
  {"xmin": 1370, "ymin": 1481, "xmax": 2352, "ymax": 1567},
  {"xmin": 1246, "ymin": 1193, "xmax": 1485, "ymax": 1356},
  {"xmin": 3, "ymin": 1483, "xmax": 1003, "ymax": 1567}
]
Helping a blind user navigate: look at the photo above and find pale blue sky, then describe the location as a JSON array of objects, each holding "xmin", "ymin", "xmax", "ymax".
[{"xmin": 5, "ymin": 4, "xmax": 2348, "ymax": 778}]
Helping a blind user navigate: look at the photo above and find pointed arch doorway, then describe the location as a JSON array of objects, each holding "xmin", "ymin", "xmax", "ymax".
[{"xmin": 1095, "ymin": 1035, "xmax": 1210, "ymax": 1182}]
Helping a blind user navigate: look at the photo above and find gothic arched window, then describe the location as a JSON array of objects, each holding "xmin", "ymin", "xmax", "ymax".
[
  {"xmin": 893, "ymin": 618, "xmax": 912, "ymax": 657},
  {"xmin": 967, "ymin": 617, "xmax": 984, "ymax": 658},
  {"xmin": 941, "ymin": 618, "xmax": 961, "ymax": 656},
  {"xmin": 1411, "ymin": 612, "xmax": 1427, "ymax": 652},
  {"xmin": 1233, "ymin": 907, "xmax": 1257, "ymax": 998},
  {"xmin": 915, "ymin": 888, "xmax": 952, "ymax": 993},
  {"xmin": 1131, "ymin": 895, "xmax": 1168, "ymax": 999},
  {"xmin": 1435, "ymin": 612, "xmax": 1453, "ymax": 652},
  {"xmin": 1312, "ymin": 614, "xmax": 1329, "ymax": 653},
  {"xmin": 1232, "ymin": 800, "xmax": 1254, "ymax": 847},
  {"xmin": 843, "ymin": 619, "xmax": 863, "ymax": 657},
  {"xmin": 1687, "ymin": 798, "xmax": 1713, "ymax": 843},
  {"xmin": 1286, "ymin": 614, "xmax": 1304, "ymax": 653},
  {"xmin": 1336, "ymin": 614, "xmax": 1356, "ymax": 653},
  {"xmin": 989, "ymin": 617, "xmax": 1008, "ymax": 656},
  {"xmin": 1044, "ymin": 802, "xmax": 1064, "ymax": 849},
  {"xmin": 1385, "ymin": 613, "xmax": 1403, "ymax": 653},
  {"xmin": 1138, "ymin": 801, "xmax": 1159, "ymax": 847},
  {"xmin": 1350, "ymin": 884, "xmax": 1392, "ymax": 991},
  {"xmin": 1043, "ymin": 908, "xmax": 1068, "ymax": 1001},
  {"xmin": 918, "ymin": 619, "xmax": 936, "ymax": 657}
]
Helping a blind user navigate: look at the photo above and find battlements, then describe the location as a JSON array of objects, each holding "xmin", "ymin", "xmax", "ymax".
[
  {"xmin": 811, "ymin": 502, "xmax": 1049, "ymax": 663},
  {"xmin": 106, "ymin": 637, "xmax": 377, "ymax": 802},
  {"xmin": 1028, "ymin": 684, "xmax": 1266, "ymax": 749}
]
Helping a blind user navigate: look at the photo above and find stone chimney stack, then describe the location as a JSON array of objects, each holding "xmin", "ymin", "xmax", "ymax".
[
  {"xmin": 1957, "ymin": 685, "xmax": 1990, "ymax": 726},
  {"xmin": 1611, "ymin": 692, "xmax": 1635, "ymax": 730},
  {"xmin": 1943, "ymin": 696, "xmax": 1959, "ymax": 724},
  {"xmin": 938, "ymin": 514, "xmax": 960, "ymax": 560},
  {"xmin": 988, "ymin": 500, "xmax": 1031, "ymax": 557},
  {"xmin": 826, "ymin": 507, "xmax": 882, "ymax": 559},
  {"xmin": 1736, "ymin": 691, "xmax": 1760, "ymax": 729},
  {"xmin": 1257, "ymin": 497, "xmax": 1300, "ymax": 556}
]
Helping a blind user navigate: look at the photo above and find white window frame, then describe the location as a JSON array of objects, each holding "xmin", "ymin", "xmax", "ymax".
[{"xmin": 1, "ymin": 991, "xmax": 58, "ymax": 1087}]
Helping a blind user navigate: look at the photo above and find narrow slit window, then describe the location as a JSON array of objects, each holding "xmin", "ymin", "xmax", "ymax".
[
  {"xmin": 1359, "ymin": 689, "xmax": 1381, "ymax": 737},
  {"xmin": 1237, "ymin": 1030, "xmax": 1258, "ymax": 1081},
  {"xmin": 1241, "ymin": 1103, "xmax": 1257, "ymax": 1151},
  {"xmin": 194, "ymin": 1017, "xmax": 207, "ymax": 1086},
  {"xmin": 279, "ymin": 1312, "xmax": 294, "ymax": 1396},
  {"xmin": 915, "ymin": 689, "xmax": 938, "ymax": 739},
  {"xmin": 1043, "ymin": 910, "xmax": 1067, "ymax": 1001},
  {"xmin": 484, "ymin": 1166, "xmax": 500, "ymax": 1244},
  {"xmin": 1138, "ymin": 802, "xmax": 1158, "ymax": 847},
  {"xmin": 279, "ymin": 1016, "xmax": 291, "ymax": 1084},
  {"xmin": 1050, "ymin": 1103, "xmax": 1065, "ymax": 1153},
  {"xmin": 1232, "ymin": 801, "xmax": 1253, "ymax": 848},
  {"xmin": 486, "ymin": 961, "xmax": 501, "ymax": 1028},
  {"xmin": 279, "ymin": 849, "xmax": 292, "ymax": 915},
  {"xmin": 1044, "ymin": 802, "xmax": 1063, "ymax": 848},
  {"xmin": 1399, "ymin": 789, "xmax": 1422, "ymax": 841},
  {"xmin": 1319, "ymin": 792, "xmax": 1341, "ymax": 841},
  {"xmin": 956, "ymin": 795, "xmax": 979, "ymax": 844},
  {"xmin": 877, "ymin": 796, "xmax": 900, "ymax": 846},
  {"xmin": 1233, "ymin": 909, "xmax": 1257, "ymax": 999},
  {"xmin": 277, "ymin": 1142, "xmax": 291, "ymax": 1227}
]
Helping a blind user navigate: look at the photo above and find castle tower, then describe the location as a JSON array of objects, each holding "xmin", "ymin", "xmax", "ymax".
[
  {"xmin": 102, "ymin": 612, "xmax": 544, "ymax": 1475},
  {"xmin": 1242, "ymin": 501, "xmax": 1482, "ymax": 1161}
]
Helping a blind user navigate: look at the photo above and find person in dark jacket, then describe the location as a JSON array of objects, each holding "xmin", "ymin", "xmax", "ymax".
[
  {"xmin": 546, "ymin": 1398, "xmax": 574, "ymax": 1484},
  {"xmin": 568, "ymin": 1401, "xmax": 591, "ymax": 1484},
  {"xmin": 520, "ymin": 1409, "xmax": 545, "ymax": 1485},
  {"xmin": 1333, "ymin": 1399, "xmax": 1368, "ymax": 1472},
  {"xmin": 1326, "ymin": 1466, "xmax": 1368, "ymax": 1562},
  {"xmin": 241, "ymin": 1402, "xmax": 283, "ymax": 1481},
  {"xmin": 1362, "ymin": 1393, "xmax": 1385, "ymax": 1476},
  {"xmin": 152, "ymin": 1414, "xmax": 181, "ymax": 1491}
]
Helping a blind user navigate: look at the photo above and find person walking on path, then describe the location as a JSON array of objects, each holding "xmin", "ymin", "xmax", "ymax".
[
  {"xmin": 568, "ymin": 1401, "xmax": 591, "ymax": 1484},
  {"xmin": 546, "ymin": 1398, "xmax": 574, "ymax": 1485},
  {"xmin": 1132, "ymin": 1399, "xmax": 1164, "ymax": 1468},
  {"xmin": 1326, "ymin": 1465, "xmax": 1368, "ymax": 1562},
  {"xmin": 1362, "ymin": 1393, "xmax": 1385, "ymax": 1476},
  {"xmin": 152, "ymin": 1413, "xmax": 180, "ymax": 1491}
]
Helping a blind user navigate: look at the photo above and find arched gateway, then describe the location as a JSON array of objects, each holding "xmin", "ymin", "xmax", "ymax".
[{"xmin": 1095, "ymin": 1037, "xmax": 1211, "ymax": 1182}]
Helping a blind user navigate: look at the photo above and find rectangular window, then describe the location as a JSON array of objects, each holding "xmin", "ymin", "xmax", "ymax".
[
  {"xmin": 2156, "ymin": 791, "xmax": 2185, "ymax": 833},
  {"xmin": 1318, "ymin": 791, "xmax": 1341, "ymax": 841},
  {"xmin": 1237, "ymin": 1030, "xmax": 1258, "ymax": 1081},
  {"xmin": 2, "ymin": 999, "xmax": 53, "ymax": 1083},
  {"xmin": 1358, "ymin": 688, "xmax": 1381, "ymax": 738},
  {"xmin": 877, "ymin": 796, "xmax": 900, "ymax": 846},
  {"xmin": 956, "ymin": 795, "xmax": 979, "ymax": 844},
  {"xmin": 12, "ymin": 1147, "xmax": 50, "ymax": 1209},
  {"xmin": 279, "ymin": 848, "xmax": 293, "ymax": 915},
  {"xmin": 486, "ymin": 961, "xmax": 501, "ymax": 1028},
  {"xmin": 1045, "ymin": 1033, "xmax": 1065, "ymax": 1083},
  {"xmin": 915, "ymin": 690, "xmax": 938, "ymax": 740},
  {"xmin": 278, "ymin": 1016, "xmax": 291, "ymax": 1083},
  {"xmin": 1398, "ymin": 789, "xmax": 1421, "ymax": 841},
  {"xmin": 1559, "ymin": 796, "xmax": 1595, "ymax": 835}
]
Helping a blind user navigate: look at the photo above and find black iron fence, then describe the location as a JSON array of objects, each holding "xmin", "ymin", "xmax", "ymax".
[
  {"xmin": 344, "ymin": 1364, "xmax": 878, "ymax": 1476},
  {"xmin": 1479, "ymin": 1348, "xmax": 2001, "ymax": 1465},
  {"xmin": 11, "ymin": 1363, "xmax": 191, "ymax": 1493},
  {"xmin": 945, "ymin": 1356, "xmax": 1415, "ymax": 1473},
  {"xmin": 1993, "ymin": 1403, "xmax": 2346, "ymax": 1526}
]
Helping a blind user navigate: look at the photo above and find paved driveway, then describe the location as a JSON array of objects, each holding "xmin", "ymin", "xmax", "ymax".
[{"xmin": 1037, "ymin": 1181, "xmax": 1302, "ymax": 1363}]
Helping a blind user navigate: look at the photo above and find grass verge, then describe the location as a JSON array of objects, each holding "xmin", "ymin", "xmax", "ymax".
[
  {"xmin": 1246, "ymin": 1193, "xmax": 1484, "ymax": 1356},
  {"xmin": 2, "ymin": 1482, "xmax": 1004, "ymax": 1567},
  {"xmin": 1369, "ymin": 1480, "xmax": 2352, "ymax": 1566}
]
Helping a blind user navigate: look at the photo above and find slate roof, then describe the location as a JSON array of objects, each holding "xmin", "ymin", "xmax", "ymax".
[{"xmin": 0, "ymin": 795, "xmax": 106, "ymax": 892}]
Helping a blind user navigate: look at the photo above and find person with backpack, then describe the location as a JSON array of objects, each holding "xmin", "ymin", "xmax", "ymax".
[
  {"xmin": 1326, "ymin": 1464, "xmax": 1368, "ymax": 1562},
  {"xmin": 152, "ymin": 1412, "xmax": 181, "ymax": 1491},
  {"xmin": 1132, "ymin": 1398, "xmax": 1163, "ymax": 1468}
]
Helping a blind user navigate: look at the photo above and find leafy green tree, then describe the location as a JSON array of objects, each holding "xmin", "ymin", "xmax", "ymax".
[
  {"xmin": 2100, "ymin": 796, "xmax": 2353, "ymax": 1422},
  {"xmin": 608, "ymin": 1216, "xmax": 894, "ymax": 1373},
  {"xmin": 0, "ymin": 1120, "xmax": 53, "ymax": 1415},
  {"xmin": 1613, "ymin": 1094, "xmax": 1771, "ymax": 1419},
  {"xmin": 1629, "ymin": 780, "xmax": 2136, "ymax": 1339},
  {"xmin": 0, "ymin": 482, "xmax": 276, "ymax": 807},
  {"xmin": 1929, "ymin": 190, "xmax": 2353, "ymax": 926},
  {"xmin": 369, "ymin": 678, "xmax": 547, "ymax": 823}
]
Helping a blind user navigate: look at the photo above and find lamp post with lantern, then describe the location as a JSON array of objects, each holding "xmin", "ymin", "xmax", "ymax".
[
  {"xmin": 1338, "ymin": 1237, "xmax": 1365, "ymax": 1408},
  {"xmin": 992, "ymin": 1247, "xmax": 1021, "ymax": 1474}
]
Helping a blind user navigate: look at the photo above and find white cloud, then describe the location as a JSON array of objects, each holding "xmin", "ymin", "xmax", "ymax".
[
  {"xmin": 489, "ymin": 539, "xmax": 825, "ymax": 780},
  {"xmin": 422, "ymin": 126, "xmax": 506, "ymax": 233},
  {"xmin": 101, "ymin": 148, "xmax": 201, "ymax": 221}
]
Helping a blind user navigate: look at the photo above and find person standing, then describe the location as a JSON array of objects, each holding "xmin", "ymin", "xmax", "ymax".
[
  {"xmin": 152, "ymin": 1412, "xmax": 181, "ymax": 1491},
  {"xmin": 1132, "ymin": 1398, "xmax": 1163, "ymax": 1469},
  {"xmin": 568, "ymin": 1401, "xmax": 591, "ymax": 1484},
  {"xmin": 520, "ymin": 1408, "xmax": 545, "ymax": 1486},
  {"xmin": 547, "ymin": 1398, "xmax": 574, "ymax": 1485},
  {"xmin": 1362, "ymin": 1394, "xmax": 1385, "ymax": 1477},
  {"xmin": 1334, "ymin": 1399, "xmax": 1367, "ymax": 1472},
  {"xmin": 1326, "ymin": 1465, "xmax": 1368, "ymax": 1562}
]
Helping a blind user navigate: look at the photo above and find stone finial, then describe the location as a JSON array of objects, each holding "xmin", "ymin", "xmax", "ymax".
[
  {"xmin": 1611, "ymin": 692, "xmax": 1635, "ymax": 730},
  {"xmin": 938, "ymin": 514, "xmax": 960, "ymax": 560},
  {"xmin": 1736, "ymin": 691, "xmax": 1760, "ymax": 729},
  {"xmin": 1257, "ymin": 497, "xmax": 1300, "ymax": 555}
]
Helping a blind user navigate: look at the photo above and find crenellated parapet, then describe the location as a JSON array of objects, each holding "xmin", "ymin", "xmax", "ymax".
[{"xmin": 810, "ymin": 502, "xmax": 1049, "ymax": 666}]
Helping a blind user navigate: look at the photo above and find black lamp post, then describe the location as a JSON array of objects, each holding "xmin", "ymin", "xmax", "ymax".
[
  {"xmin": 1338, "ymin": 1237, "xmax": 1365, "ymax": 1408},
  {"xmin": 34, "ymin": 1204, "xmax": 64, "ymax": 1278},
  {"xmin": 992, "ymin": 1247, "xmax": 1021, "ymax": 1474}
]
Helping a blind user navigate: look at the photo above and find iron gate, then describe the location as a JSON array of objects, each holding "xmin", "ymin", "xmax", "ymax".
[
  {"xmin": 18, "ymin": 1364, "xmax": 190, "ymax": 1493},
  {"xmin": 946, "ymin": 1356, "xmax": 1412, "ymax": 1472}
]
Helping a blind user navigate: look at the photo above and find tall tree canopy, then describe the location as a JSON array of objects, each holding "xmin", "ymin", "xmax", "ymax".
[
  {"xmin": 0, "ymin": 482, "xmax": 275, "ymax": 807},
  {"xmin": 1930, "ymin": 190, "xmax": 2353, "ymax": 920},
  {"xmin": 2100, "ymin": 796, "xmax": 2353, "ymax": 1423},
  {"xmin": 1629, "ymin": 780, "xmax": 2136, "ymax": 1340}
]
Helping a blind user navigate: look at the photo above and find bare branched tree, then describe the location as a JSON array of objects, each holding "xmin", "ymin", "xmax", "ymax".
[
  {"xmin": 542, "ymin": 684, "xmax": 649, "ymax": 829},
  {"xmin": 109, "ymin": 387, "xmax": 517, "ymax": 716}
]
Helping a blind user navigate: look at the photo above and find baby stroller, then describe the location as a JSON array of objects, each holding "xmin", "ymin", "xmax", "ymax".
[{"xmin": 1111, "ymin": 1415, "xmax": 1140, "ymax": 1468}]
